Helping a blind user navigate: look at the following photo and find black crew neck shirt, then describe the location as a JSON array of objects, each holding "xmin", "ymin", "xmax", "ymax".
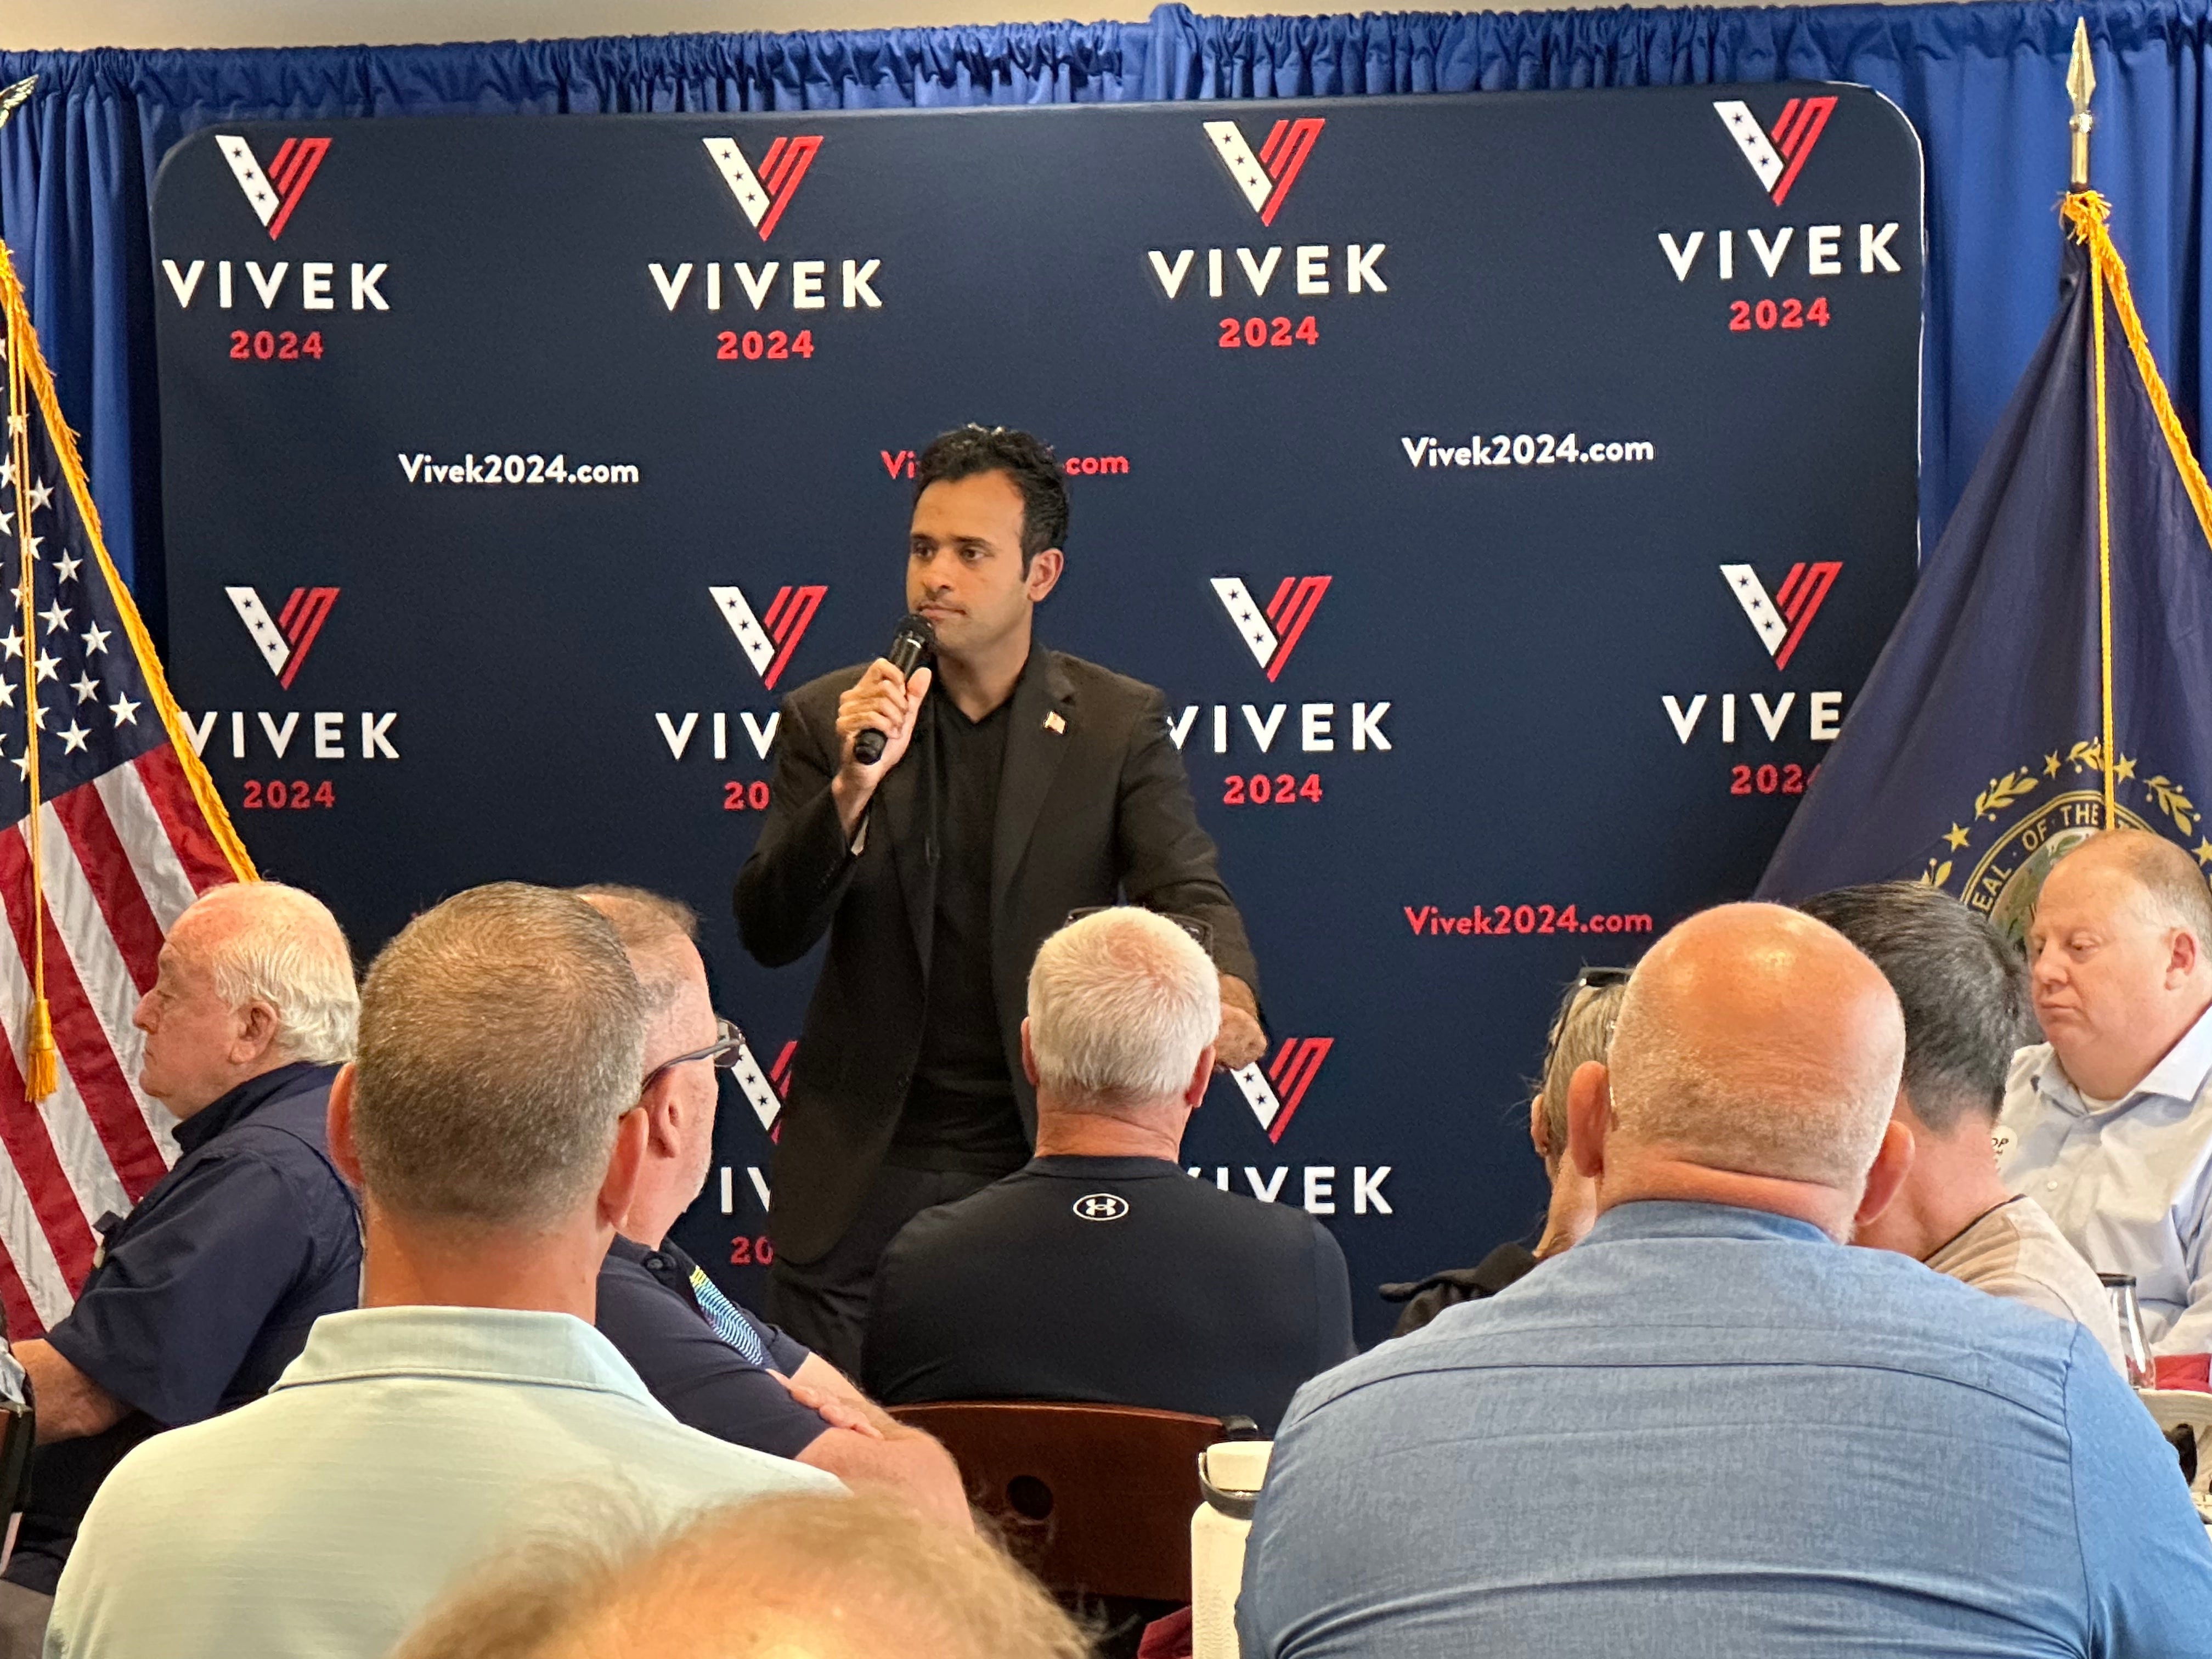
[
  {"xmin": 864, "ymin": 1155, "xmax": 1358, "ymax": 1434},
  {"xmin": 889, "ymin": 689, "xmax": 1029, "ymax": 1174}
]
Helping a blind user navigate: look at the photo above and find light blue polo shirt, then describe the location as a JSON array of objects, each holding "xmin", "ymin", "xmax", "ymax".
[
  {"xmin": 46, "ymin": 1305, "xmax": 839, "ymax": 1659},
  {"xmin": 1239, "ymin": 1201, "xmax": 2212, "ymax": 1658}
]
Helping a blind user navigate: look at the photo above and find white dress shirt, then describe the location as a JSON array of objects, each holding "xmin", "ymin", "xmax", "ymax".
[
  {"xmin": 44, "ymin": 1305, "xmax": 839, "ymax": 1659},
  {"xmin": 1998, "ymin": 1001, "xmax": 2212, "ymax": 1356}
]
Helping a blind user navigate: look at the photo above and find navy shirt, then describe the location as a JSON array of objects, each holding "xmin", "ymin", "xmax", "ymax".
[
  {"xmin": 10, "ymin": 1061, "xmax": 359, "ymax": 1591},
  {"xmin": 862, "ymin": 1155, "xmax": 1357, "ymax": 1433},
  {"xmin": 595, "ymin": 1237, "xmax": 828, "ymax": 1460}
]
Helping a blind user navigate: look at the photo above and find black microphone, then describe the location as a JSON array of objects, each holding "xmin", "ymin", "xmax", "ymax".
[{"xmin": 853, "ymin": 613, "xmax": 936, "ymax": 765}]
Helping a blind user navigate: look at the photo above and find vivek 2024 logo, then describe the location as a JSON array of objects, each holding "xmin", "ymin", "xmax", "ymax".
[
  {"xmin": 216, "ymin": 135, "xmax": 330, "ymax": 239},
  {"xmin": 1147, "ymin": 116, "xmax": 1387, "ymax": 313},
  {"xmin": 1175, "ymin": 573, "xmax": 1392, "ymax": 772},
  {"xmin": 1660, "ymin": 562, "xmax": 1848, "ymax": 752},
  {"xmin": 1196, "ymin": 1035, "xmax": 1392, "ymax": 1217},
  {"xmin": 647, "ymin": 135, "xmax": 883, "ymax": 319}
]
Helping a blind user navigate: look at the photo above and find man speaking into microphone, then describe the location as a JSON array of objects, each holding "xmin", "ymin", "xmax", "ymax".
[{"xmin": 736, "ymin": 425, "xmax": 1265, "ymax": 1368}]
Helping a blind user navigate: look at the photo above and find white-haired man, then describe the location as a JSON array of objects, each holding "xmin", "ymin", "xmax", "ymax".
[
  {"xmin": 2001, "ymin": 829, "xmax": 2212, "ymax": 1368},
  {"xmin": 863, "ymin": 907, "xmax": 1351, "ymax": 1434},
  {"xmin": 1239, "ymin": 904, "xmax": 2212, "ymax": 1658},
  {"xmin": 575, "ymin": 886, "xmax": 967, "ymax": 1526},
  {"xmin": 45, "ymin": 884, "xmax": 831, "ymax": 1659},
  {"xmin": 1, "ymin": 882, "xmax": 362, "ymax": 1615}
]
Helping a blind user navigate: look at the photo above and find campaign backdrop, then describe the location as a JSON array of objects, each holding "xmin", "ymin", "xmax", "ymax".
[{"xmin": 150, "ymin": 89, "xmax": 1922, "ymax": 1342}]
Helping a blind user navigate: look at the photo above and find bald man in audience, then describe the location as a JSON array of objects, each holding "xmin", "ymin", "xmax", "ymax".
[
  {"xmin": 2, "ymin": 882, "xmax": 360, "ymax": 1628},
  {"xmin": 2000, "ymin": 829, "xmax": 2212, "ymax": 1362},
  {"xmin": 44, "ymin": 884, "xmax": 830, "ymax": 1659},
  {"xmin": 574, "ymin": 885, "xmax": 966, "ymax": 1526},
  {"xmin": 1799, "ymin": 883, "xmax": 2125, "ymax": 1369},
  {"xmin": 393, "ymin": 1493, "xmax": 1085, "ymax": 1659},
  {"xmin": 1239, "ymin": 902, "xmax": 2212, "ymax": 1658}
]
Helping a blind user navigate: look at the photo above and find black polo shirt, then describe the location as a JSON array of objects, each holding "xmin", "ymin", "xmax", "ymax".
[
  {"xmin": 862, "ymin": 1154, "xmax": 1357, "ymax": 1434},
  {"xmin": 595, "ymin": 1236, "xmax": 828, "ymax": 1460},
  {"xmin": 8, "ymin": 1060, "xmax": 358, "ymax": 1592}
]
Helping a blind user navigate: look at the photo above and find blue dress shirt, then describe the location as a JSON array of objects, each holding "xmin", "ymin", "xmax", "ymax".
[
  {"xmin": 1239, "ymin": 1201, "xmax": 2212, "ymax": 1659},
  {"xmin": 1999, "ymin": 1009, "xmax": 2212, "ymax": 1356}
]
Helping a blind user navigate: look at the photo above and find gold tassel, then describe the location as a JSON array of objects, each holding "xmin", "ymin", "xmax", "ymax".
[{"xmin": 22, "ymin": 999, "xmax": 55, "ymax": 1102}]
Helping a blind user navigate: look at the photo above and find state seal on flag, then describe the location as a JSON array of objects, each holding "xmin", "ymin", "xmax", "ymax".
[{"xmin": 1922, "ymin": 739, "xmax": 2207, "ymax": 943}]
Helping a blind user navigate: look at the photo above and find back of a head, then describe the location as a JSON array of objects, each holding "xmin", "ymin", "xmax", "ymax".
[
  {"xmin": 571, "ymin": 884, "xmax": 699, "ymax": 1017},
  {"xmin": 1537, "ymin": 975, "xmax": 1629, "ymax": 1156},
  {"xmin": 2050, "ymin": 827, "xmax": 2212, "ymax": 946},
  {"xmin": 1026, "ymin": 907, "xmax": 1220, "ymax": 1112},
  {"xmin": 393, "ymin": 1493, "xmax": 1088, "ymax": 1659},
  {"xmin": 1797, "ymin": 883, "xmax": 2033, "ymax": 1134},
  {"xmin": 1606, "ymin": 902, "xmax": 1904, "ymax": 1189},
  {"xmin": 190, "ymin": 880, "xmax": 359, "ymax": 1063},
  {"xmin": 353, "ymin": 883, "xmax": 646, "ymax": 1230}
]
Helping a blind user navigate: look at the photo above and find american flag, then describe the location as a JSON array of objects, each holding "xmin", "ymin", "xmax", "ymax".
[{"xmin": 0, "ymin": 240, "xmax": 255, "ymax": 1338}]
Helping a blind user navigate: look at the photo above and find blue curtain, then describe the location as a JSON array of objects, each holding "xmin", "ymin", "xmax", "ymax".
[{"xmin": 2, "ymin": 0, "xmax": 2206, "ymax": 616}]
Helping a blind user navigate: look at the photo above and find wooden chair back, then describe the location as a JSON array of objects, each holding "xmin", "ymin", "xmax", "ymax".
[{"xmin": 889, "ymin": 1400, "xmax": 1222, "ymax": 1602}]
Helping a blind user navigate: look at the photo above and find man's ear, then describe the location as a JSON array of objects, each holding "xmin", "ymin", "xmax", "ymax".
[
  {"xmin": 2171, "ymin": 927, "xmax": 2202, "ymax": 985},
  {"xmin": 596, "ymin": 1107, "xmax": 651, "ymax": 1233},
  {"xmin": 1853, "ymin": 1118, "xmax": 1917, "ymax": 1230},
  {"xmin": 1025, "ymin": 548, "xmax": 1064, "ymax": 604},
  {"xmin": 1528, "ymin": 1094, "xmax": 1551, "ymax": 1161},
  {"xmin": 637, "ymin": 1075, "xmax": 685, "ymax": 1162},
  {"xmin": 233, "ymin": 1000, "xmax": 281, "ymax": 1066},
  {"xmin": 328, "ymin": 1065, "xmax": 364, "ymax": 1187},
  {"xmin": 1566, "ymin": 1061, "xmax": 1611, "ymax": 1181},
  {"xmin": 1184, "ymin": 1043, "xmax": 1217, "ymax": 1109},
  {"xmin": 1020, "ymin": 1018, "xmax": 1040, "ymax": 1089}
]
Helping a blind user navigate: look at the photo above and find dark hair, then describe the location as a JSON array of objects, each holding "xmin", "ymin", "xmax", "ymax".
[
  {"xmin": 1797, "ymin": 882, "xmax": 2034, "ymax": 1134},
  {"xmin": 913, "ymin": 426, "xmax": 1069, "ymax": 569}
]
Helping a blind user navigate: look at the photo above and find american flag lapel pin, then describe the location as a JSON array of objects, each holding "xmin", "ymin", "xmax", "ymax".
[{"xmin": 1043, "ymin": 710, "xmax": 1066, "ymax": 735}]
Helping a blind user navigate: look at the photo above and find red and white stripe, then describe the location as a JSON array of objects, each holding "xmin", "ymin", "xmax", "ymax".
[{"xmin": 0, "ymin": 748, "xmax": 239, "ymax": 1337}]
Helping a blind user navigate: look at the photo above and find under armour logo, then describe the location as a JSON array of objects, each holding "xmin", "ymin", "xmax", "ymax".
[{"xmin": 1072, "ymin": 1192, "xmax": 1130, "ymax": 1222}]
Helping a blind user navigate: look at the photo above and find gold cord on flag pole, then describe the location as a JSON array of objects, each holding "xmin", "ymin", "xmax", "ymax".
[
  {"xmin": 4, "ymin": 299, "xmax": 57, "ymax": 1102},
  {"xmin": 2091, "ymin": 236, "xmax": 2117, "ymax": 831}
]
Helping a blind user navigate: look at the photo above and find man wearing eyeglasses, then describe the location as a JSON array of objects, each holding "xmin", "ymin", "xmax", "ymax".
[
  {"xmin": 737, "ymin": 426, "xmax": 1263, "ymax": 1370},
  {"xmin": 577, "ymin": 888, "xmax": 968, "ymax": 1528}
]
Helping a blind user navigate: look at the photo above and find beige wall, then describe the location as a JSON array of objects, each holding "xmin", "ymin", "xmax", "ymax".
[{"xmin": 7, "ymin": 0, "xmax": 1795, "ymax": 54}]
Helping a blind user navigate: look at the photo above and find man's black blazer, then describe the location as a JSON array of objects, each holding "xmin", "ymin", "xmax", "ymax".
[{"xmin": 735, "ymin": 644, "xmax": 1259, "ymax": 1266}]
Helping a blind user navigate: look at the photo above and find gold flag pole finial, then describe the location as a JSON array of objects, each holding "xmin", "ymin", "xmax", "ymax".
[
  {"xmin": 0, "ymin": 79, "xmax": 32, "ymax": 137},
  {"xmin": 2069, "ymin": 18, "xmax": 2097, "ymax": 189}
]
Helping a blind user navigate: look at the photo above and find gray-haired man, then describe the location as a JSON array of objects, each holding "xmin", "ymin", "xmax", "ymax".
[
  {"xmin": 4, "ymin": 882, "xmax": 363, "ymax": 1615},
  {"xmin": 46, "ymin": 884, "xmax": 831, "ymax": 1659},
  {"xmin": 863, "ymin": 906, "xmax": 1350, "ymax": 1434},
  {"xmin": 1799, "ymin": 882, "xmax": 2126, "ymax": 1368}
]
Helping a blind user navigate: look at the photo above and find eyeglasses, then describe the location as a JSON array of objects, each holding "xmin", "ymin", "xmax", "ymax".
[
  {"xmin": 642, "ymin": 1017, "xmax": 747, "ymax": 1090},
  {"xmin": 1064, "ymin": 906, "xmax": 1215, "ymax": 957},
  {"xmin": 1546, "ymin": 967, "xmax": 1631, "ymax": 1049}
]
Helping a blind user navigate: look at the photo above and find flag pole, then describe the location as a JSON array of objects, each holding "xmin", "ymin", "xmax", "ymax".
[{"xmin": 2069, "ymin": 19, "xmax": 2119, "ymax": 831}]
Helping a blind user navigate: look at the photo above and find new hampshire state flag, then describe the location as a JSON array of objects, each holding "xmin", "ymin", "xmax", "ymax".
[{"xmin": 1758, "ymin": 193, "xmax": 2212, "ymax": 936}]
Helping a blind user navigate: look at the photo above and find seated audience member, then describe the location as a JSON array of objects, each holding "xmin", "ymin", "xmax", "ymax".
[
  {"xmin": 574, "ymin": 885, "xmax": 966, "ymax": 1526},
  {"xmin": 1801, "ymin": 882, "xmax": 2128, "ymax": 1368},
  {"xmin": 393, "ymin": 1492, "xmax": 1085, "ymax": 1659},
  {"xmin": 865, "ymin": 906, "xmax": 1352, "ymax": 1433},
  {"xmin": 2001, "ymin": 829, "xmax": 2212, "ymax": 1361},
  {"xmin": 2, "ymin": 883, "xmax": 360, "ymax": 1614},
  {"xmin": 1239, "ymin": 902, "xmax": 2212, "ymax": 1659},
  {"xmin": 1385, "ymin": 968, "xmax": 1625, "ymax": 1335},
  {"xmin": 45, "ymin": 884, "xmax": 832, "ymax": 1659}
]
